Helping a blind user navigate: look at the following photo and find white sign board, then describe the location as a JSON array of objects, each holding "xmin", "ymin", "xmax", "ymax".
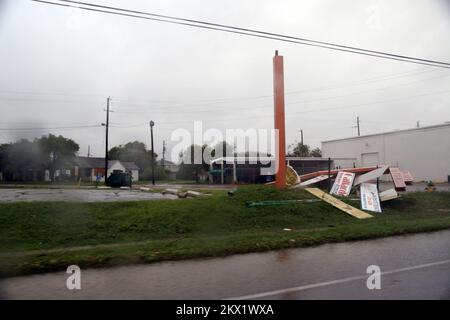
[
  {"xmin": 297, "ymin": 175, "xmax": 329, "ymax": 187},
  {"xmin": 379, "ymin": 188, "xmax": 398, "ymax": 202},
  {"xmin": 353, "ymin": 165, "xmax": 389, "ymax": 186},
  {"xmin": 330, "ymin": 171, "xmax": 355, "ymax": 197},
  {"xmin": 360, "ymin": 183, "xmax": 382, "ymax": 213}
]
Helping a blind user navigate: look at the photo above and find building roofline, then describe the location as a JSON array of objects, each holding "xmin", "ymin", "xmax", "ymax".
[
  {"xmin": 210, "ymin": 156, "xmax": 274, "ymax": 164},
  {"xmin": 286, "ymin": 157, "xmax": 329, "ymax": 161},
  {"xmin": 210, "ymin": 156, "xmax": 328, "ymax": 164},
  {"xmin": 75, "ymin": 156, "xmax": 139, "ymax": 169},
  {"xmin": 321, "ymin": 122, "xmax": 450, "ymax": 144}
]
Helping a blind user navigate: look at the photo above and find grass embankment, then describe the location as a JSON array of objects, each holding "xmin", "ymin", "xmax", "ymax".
[{"xmin": 1, "ymin": 186, "xmax": 450, "ymax": 277}]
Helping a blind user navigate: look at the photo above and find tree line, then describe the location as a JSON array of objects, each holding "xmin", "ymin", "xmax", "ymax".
[
  {"xmin": 0, "ymin": 135, "xmax": 322, "ymax": 182},
  {"xmin": 0, "ymin": 135, "xmax": 160, "ymax": 182},
  {"xmin": 0, "ymin": 134, "xmax": 79, "ymax": 181}
]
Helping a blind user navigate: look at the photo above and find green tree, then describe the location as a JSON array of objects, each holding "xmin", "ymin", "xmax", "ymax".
[
  {"xmin": 287, "ymin": 142, "xmax": 310, "ymax": 157},
  {"xmin": 0, "ymin": 139, "xmax": 45, "ymax": 181},
  {"xmin": 310, "ymin": 147, "xmax": 322, "ymax": 157},
  {"xmin": 142, "ymin": 166, "xmax": 167, "ymax": 181},
  {"xmin": 211, "ymin": 141, "xmax": 234, "ymax": 159},
  {"xmin": 287, "ymin": 142, "xmax": 321, "ymax": 157},
  {"xmin": 37, "ymin": 134, "xmax": 79, "ymax": 181},
  {"xmin": 0, "ymin": 143, "xmax": 9, "ymax": 179},
  {"xmin": 109, "ymin": 141, "xmax": 158, "ymax": 179},
  {"xmin": 177, "ymin": 144, "xmax": 211, "ymax": 182}
]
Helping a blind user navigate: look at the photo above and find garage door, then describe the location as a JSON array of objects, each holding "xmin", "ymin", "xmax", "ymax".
[{"xmin": 361, "ymin": 152, "xmax": 379, "ymax": 166}]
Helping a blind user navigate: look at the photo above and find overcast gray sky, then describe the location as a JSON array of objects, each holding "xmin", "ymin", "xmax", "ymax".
[{"xmin": 1, "ymin": 0, "xmax": 450, "ymax": 161}]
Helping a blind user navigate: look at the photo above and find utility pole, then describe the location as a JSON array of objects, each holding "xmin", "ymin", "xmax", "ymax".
[
  {"xmin": 233, "ymin": 141, "xmax": 237, "ymax": 184},
  {"xmin": 149, "ymin": 121, "xmax": 155, "ymax": 185},
  {"xmin": 356, "ymin": 116, "xmax": 360, "ymax": 136},
  {"xmin": 162, "ymin": 140, "xmax": 166, "ymax": 167},
  {"xmin": 87, "ymin": 145, "xmax": 90, "ymax": 158},
  {"xmin": 103, "ymin": 97, "xmax": 110, "ymax": 185},
  {"xmin": 298, "ymin": 129, "xmax": 304, "ymax": 157}
]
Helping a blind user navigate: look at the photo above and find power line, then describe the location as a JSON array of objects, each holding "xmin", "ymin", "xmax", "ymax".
[
  {"xmin": 0, "ymin": 124, "xmax": 102, "ymax": 131},
  {"xmin": 0, "ymin": 90, "xmax": 107, "ymax": 99},
  {"xmin": 109, "ymin": 67, "xmax": 435, "ymax": 106},
  {"xmin": 2, "ymin": 86, "xmax": 448, "ymax": 129},
  {"xmin": 110, "ymin": 71, "xmax": 450, "ymax": 113},
  {"xmin": 110, "ymin": 88, "xmax": 450, "ymax": 126},
  {"xmin": 1, "ymin": 66, "xmax": 444, "ymax": 109},
  {"xmin": 32, "ymin": 0, "xmax": 450, "ymax": 68},
  {"xmin": 288, "ymin": 88, "xmax": 450, "ymax": 115},
  {"xmin": 0, "ymin": 97, "xmax": 103, "ymax": 104}
]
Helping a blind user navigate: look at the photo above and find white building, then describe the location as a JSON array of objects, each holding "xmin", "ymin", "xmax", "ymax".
[
  {"xmin": 321, "ymin": 123, "xmax": 450, "ymax": 183},
  {"xmin": 109, "ymin": 160, "xmax": 140, "ymax": 182}
]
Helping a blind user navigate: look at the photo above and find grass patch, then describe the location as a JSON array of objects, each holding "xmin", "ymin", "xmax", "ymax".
[{"xmin": 1, "ymin": 185, "xmax": 450, "ymax": 277}]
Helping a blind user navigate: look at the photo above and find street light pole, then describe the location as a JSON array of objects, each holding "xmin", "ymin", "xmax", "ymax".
[
  {"xmin": 149, "ymin": 120, "xmax": 155, "ymax": 185},
  {"xmin": 104, "ymin": 97, "xmax": 110, "ymax": 185}
]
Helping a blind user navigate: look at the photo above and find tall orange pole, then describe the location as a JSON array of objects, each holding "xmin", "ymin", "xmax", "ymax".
[{"xmin": 273, "ymin": 50, "xmax": 286, "ymax": 188}]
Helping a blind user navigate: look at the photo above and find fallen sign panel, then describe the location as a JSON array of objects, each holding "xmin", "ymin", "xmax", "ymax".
[
  {"xmin": 330, "ymin": 171, "xmax": 355, "ymax": 197},
  {"xmin": 402, "ymin": 170, "xmax": 414, "ymax": 185},
  {"xmin": 305, "ymin": 187, "xmax": 373, "ymax": 219},
  {"xmin": 379, "ymin": 188, "xmax": 399, "ymax": 202},
  {"xmin": 299, "ymin": 166, "xmax": 377, "ymax": 182},
  {"xmin": 286, "ymin": 165, "xmax": 300, "ymax": 186},
  {"xmin": 360, "ymin": 183, "xmax": 382, "ymax": 213},
  {"xmin": 290, "ymin": 175, "xmax": 329, "ymax": 188},
  {"xmin": 353, "ymin": 165, "xmax": 389, "ymax": 186},
  {"xmin": 389, "ymin": 167, "xmax": 406, "ymax": 191}
]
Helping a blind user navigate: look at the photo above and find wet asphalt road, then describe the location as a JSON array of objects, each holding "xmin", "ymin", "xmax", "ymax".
[
  {"xmin": 1, "ymin": 230, "xmax": 450, "ymax": 299},
  {"xmin": 0, "ymin": 188, "xmax": 177, "ymax": 202}
]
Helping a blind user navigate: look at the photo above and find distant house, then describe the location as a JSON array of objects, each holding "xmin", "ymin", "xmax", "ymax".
[
  {"xmin": 75, "ymin": 156, "xmax": 140, "ymax": 182},
  {"xmin": 120, "ymin": 161, "xmax": 140, "ymax": 181}
]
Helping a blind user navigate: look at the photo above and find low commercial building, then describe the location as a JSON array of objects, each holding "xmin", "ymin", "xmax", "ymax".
[
  {"xmin": 209, "ymin": 157, "xmax": 332, "ymax": 184},
  {"xmin": 321, "ymin": 123, "xmax": 450, "ymax": 182}
]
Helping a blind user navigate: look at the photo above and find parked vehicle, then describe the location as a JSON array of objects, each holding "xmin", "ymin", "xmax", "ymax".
[{"xmin": 106, "ymin": 172, "xmax": 132, "ymax": 188}]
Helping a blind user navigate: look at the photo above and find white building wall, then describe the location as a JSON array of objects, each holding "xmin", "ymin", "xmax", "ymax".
[
  {"xmin": 108, "ymin": 161, "xmax": 126, "ymax": 177},
  {"xmin": 130, "ymin": 169, "xmax": 139, "ymax": 181},
  {"xmin": 322, "ymin": 124, "xmax": 450, "ymax": 182},
  {"xmin": 90, "ymin": 161, "xmax": 126, "ymax": 182}
]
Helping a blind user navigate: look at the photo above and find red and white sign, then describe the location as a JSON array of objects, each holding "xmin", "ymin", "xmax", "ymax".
[
  {"xmin": 360, "ymin": 183, "xmax": 382, "ymax": 213},
  {"xmin": 330, "ymin": 171, "xmax": 355, "ymax": 197},
  {"xmin": 401, "ymin": 170, "xmax": 414, "ymax": 185},
  {"xmin": 389, "ymin": 167, "xmax": 406, "ymax": 191}
]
